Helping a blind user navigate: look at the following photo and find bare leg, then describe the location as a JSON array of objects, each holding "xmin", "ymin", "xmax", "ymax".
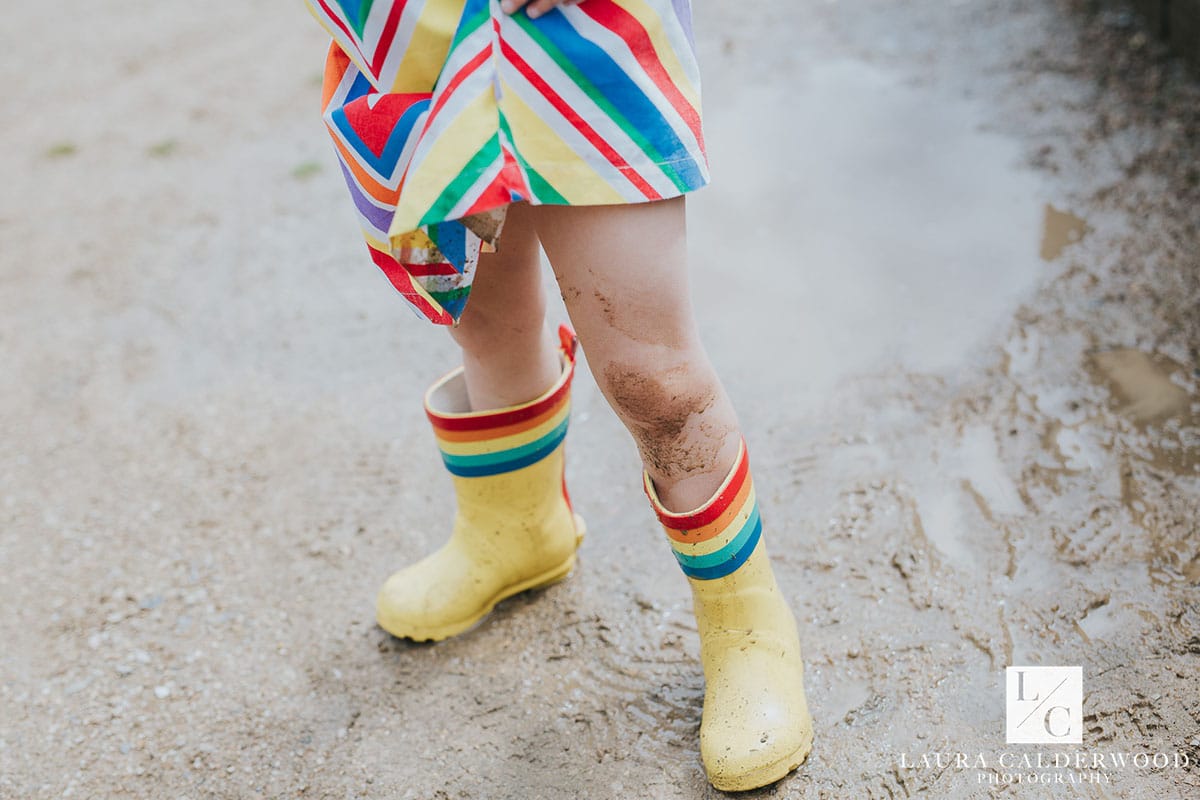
[
  {"xmin": 532, "ymin": 198, "xmax": 812, "ymax": 792},
  {"xmin": 449, "ymin": 202, "xmax": 559, "ymax": 410},
  {"xmin": 531, "ymin": 197, "xmax": 741, "ymax": 512}
]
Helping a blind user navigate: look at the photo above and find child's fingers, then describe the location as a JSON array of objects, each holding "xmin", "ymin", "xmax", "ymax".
[
  {"xmin": 500, "ymin": 0, "xmax": 581, "ymax": 19},
  {"xmin": 523, "ymin": 0, "xmax": 560, "ymax": 18}
]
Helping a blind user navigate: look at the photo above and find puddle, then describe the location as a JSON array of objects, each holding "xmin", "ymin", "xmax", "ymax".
[
  {"xmin": 912, "ymin": 425, "xmax": 1023, "ymax": 570},
  {"xmin": 1089, "ymin": 349, "xmax": 1194, "ymax": 426},
  {"xmin": 1039, "ymin": 204, "xmax": 1089, "ymax": 261},
  {"xmin": 689, "ymin": 58, "xmax": 1048, "ymax": 407},
  {"xmin": 825, "ymin": 675, "xmax": 874, "ymax": 725},
  {"xmin": 913, "ymin": 486, "xmax": 975, "ymax": 567},
  {"xmin": 1088, "ymin": 348, "xmax": 1199, "ymax": 473},
  {"xmin": 956, "ymin": 425, "xmax": 1026, "ymax": 517}
]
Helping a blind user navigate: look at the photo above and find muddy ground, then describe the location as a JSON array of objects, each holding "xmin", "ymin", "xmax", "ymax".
[{"xmin": 1, "ymin": 1, "xmax": 1198, "ymax": 798}]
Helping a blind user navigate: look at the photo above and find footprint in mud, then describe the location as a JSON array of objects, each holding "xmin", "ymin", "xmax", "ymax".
[{"xmin": 555, "ymin": 611, "xmax": 704, "ymax": 761}]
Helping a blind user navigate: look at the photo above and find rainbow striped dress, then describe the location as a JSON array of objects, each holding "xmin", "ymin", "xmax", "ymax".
[{"xmin": 306, "ymin": 0, "xmax": 709, "ymax": 324}]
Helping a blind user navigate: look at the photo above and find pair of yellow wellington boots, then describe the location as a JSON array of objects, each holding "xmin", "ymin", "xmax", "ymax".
[{"xmin": 375, "ymin": 327, "xmax": 812, "ymax": 791}]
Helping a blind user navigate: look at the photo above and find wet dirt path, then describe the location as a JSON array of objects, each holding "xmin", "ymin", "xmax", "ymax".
[{"xmin": 1, "ymin": 1, "xmax": 1197, "ymax": 798}]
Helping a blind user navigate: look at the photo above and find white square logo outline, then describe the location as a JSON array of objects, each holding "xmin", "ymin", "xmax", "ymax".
[{"xmin": 1005, "ymin": 666, "xmax": 1083, "ymax": 744}]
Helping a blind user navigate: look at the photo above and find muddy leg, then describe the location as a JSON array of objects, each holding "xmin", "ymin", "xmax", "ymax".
[
  {"xmin": 449, "ymin": 202, "xmax": 559, "ymax": 410},
  {"xmin": 531, "ymin": 197, "xmax": 741, "ymax": 512}
]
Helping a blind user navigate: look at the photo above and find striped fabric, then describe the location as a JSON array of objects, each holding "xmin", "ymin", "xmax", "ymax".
[
  {"xmin": 646, "ymin": 440, "xmax": 762, "ymax": 580},
  {"xmin": 307, "ymin": 0, "xmax": 709, "ymax": 324},
  {"xmin": 427, "ymin": 326, "xmax": 577, "ymax": 477}
]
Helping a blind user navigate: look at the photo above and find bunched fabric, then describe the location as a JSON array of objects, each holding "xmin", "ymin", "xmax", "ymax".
[{"xmin": 307, "ymin": 0, "xmax": 709, "ymax": 324}]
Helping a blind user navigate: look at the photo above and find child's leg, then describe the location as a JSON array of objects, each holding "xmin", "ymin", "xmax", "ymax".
[
  {"xmin": 531, "ymin": 197, "xmax": 741, "ymax": 512},
  {"xmin": 532, "ymin": 197, "xmax": 813, "ymax": 792},
  {"xmin": 374, "ymin": 202, "xmax": 586, "ymax": 643},
  {"xmin": 448, "ymin": 202, "xmax": 559, "ymax": 410}
]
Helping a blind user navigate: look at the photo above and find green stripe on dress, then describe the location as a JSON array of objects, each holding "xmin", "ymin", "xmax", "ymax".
[
  {"xmin": 498, "ymin": 112, "xmax": 569, "ymax": 204},
  {"xmin": 419, "ymin": 133, "xmax": 504, "ymax": 226},
  {"xmin": 512, "ymin": 13, "xmax": 688, "ymax": 193}
]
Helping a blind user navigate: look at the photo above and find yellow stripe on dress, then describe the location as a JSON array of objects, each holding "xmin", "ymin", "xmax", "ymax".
[{"xmin": 391, "ymin": 88, "xmax": 499, "ymax": 236}]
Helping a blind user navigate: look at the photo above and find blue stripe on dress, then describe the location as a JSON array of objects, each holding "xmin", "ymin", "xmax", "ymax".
[
  {"xmin": 522, "ymin": 11, "xmax": 705, "ymax": 191},
  {"xmin": 329, "ymin": 98, "xmax": 429, "ymax": 175}
]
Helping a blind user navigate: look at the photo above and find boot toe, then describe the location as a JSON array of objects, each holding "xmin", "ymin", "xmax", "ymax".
[
  {"xmin": 698, "ymin": 646, "xmax": 814, "ymax": 792},
  {"xmin": 701, "ymin": 718, "xmax": 813, "ymax": 792},
  {"xmin": 375, "ymin": 552, "xmax": 486, "ymax": 641}
]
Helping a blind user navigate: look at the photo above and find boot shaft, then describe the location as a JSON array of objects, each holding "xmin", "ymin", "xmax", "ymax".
[
  {"xmin": 644, "ymin": 439, "xmax": 762, "ymax": 581},
  {"xmin": 424, "ymin": 325, "xmax": 578, "ymax": 522},
  {"xmin": 644, "ymin": 441, "xmax": 800, "ymax": 643}
]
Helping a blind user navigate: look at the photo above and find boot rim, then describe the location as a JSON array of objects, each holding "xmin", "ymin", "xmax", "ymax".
[
  {"xmin": 425, "ymin": 327, "xmax": 577, "ymax": 426},
  {"xmin": 643, "ymin": 438, "xmax": 749, "ymax": 528}
]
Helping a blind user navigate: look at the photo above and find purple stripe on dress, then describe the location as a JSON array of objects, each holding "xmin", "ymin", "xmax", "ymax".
[
  {"xmin": 671, "ymin": 0, "xmax": 695, "ymax": 46},
  {"xmin": 339, "ymin": 160, "xmax": 395, "ymax": 233}
]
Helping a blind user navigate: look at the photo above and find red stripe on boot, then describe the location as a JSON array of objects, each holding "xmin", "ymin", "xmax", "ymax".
[{"xmin": 647, "ymin": 440, "xmax": 750, "ymax": 529}]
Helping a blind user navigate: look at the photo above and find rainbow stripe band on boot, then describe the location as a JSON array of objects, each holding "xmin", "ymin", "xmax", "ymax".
[
  {"xmin": 644, "ymin": 440, "xmax": 762, "ymax": 580},
  {"xmin": 426, "ymin": 327, "xmax": 577, "ymax": 478}
]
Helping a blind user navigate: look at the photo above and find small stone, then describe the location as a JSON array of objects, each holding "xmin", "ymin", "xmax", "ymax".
[
  {"xmin": 115, "ymin": 664, "xmax": 134, "ymax": 677},
  {"xmin": 154, "ymin": 685, "xmax": 171, "ymax": 699},
  {"xmin": 65, "ymin": 677, "xmax": 92, "ymax": 695},
  {"xmin": 119, "ymin": 743, "xmax": 132, "ymax": 754}
]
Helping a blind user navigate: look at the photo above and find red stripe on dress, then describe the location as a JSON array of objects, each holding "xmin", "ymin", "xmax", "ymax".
[
  {"xmin": 369, "ymin": 250, "xmax": 453, "ymax": 325},
  {"xmin": 313, "ymin": 0, "xmax": 372, "ymax": 73},
  {"xmin": 579, "ymin": 3, "xmax": 705, "ymax": 152},
  {"xmin": 461, "ymin": 176, "xmax": 514, "ymax": 217},
  {"xmin": 497, "ymin": 37, "xmax": 661, "ymax": 200},
  {"xmin": 461, "ymin": 146, "xmax": 526, "ymax": 216},
  {"xmin": 652, "ymin": 444, "xmax": 751, "ymax": 529},
  {"xmin": 393, "ymin": 43, "xmax": 491, "ymax": 197},
  {"xmin": 415, "ymin": 45, "xmax": 491, "ymax": 142},
  {"xmin": 404, "ymin": 262, "xmax": 460, "ymax": 276},
  {"xmin": 371, "ymin": 1, "xmax": 408, "ymax": 78},
  {"xmin": 370, "ymin": 246, "xmax": 457, "ymax": 277}
]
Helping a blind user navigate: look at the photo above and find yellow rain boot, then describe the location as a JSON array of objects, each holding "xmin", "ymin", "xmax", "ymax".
[
  {"xmin": 376, "ymin": 326, "xmax": 585, "ymax": 642},
  {"xmin": 645, "ymin": 440, "xmax": 814, "ymax": 792}
]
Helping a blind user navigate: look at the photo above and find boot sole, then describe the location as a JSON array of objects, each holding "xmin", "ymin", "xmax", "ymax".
[
  {"xmin": 707, "ymin": 730, "xmax": 814, "ymax": 793},
  {"xmin": 377, "ymin": 514, "xmax": 586, "ymax": 643}
]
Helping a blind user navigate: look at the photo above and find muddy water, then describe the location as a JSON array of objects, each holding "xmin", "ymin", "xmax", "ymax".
[
  {"xmin": 1089, "ymin": 349, "xmax": 1198, "ymax": 471},
  {"xmin": 1, "ymin": 1, "xmax": 1199, "ymax": 799},
  {"xmin": 1041, "ymin": 204, "xmax": 1090, "ymax": 262},
  {"xmin": 691, "ymin": 58, "xmax": 1047, "ymax": 410}
]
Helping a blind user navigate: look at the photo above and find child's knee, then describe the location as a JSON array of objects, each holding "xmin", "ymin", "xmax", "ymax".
[{"xmin": 597, "ymin": 358, "xmax": 724, "ymax": 470}]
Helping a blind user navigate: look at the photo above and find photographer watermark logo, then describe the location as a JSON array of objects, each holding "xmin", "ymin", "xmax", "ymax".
[{"xmin": 1005, "ymin": 666, "xmax": 1082, "ymax": 744}]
